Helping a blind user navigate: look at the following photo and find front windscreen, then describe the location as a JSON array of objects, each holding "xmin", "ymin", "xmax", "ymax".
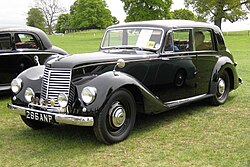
[{"xmin": 102, "ymin": 28, "xmax": 163, "ymax": 50}]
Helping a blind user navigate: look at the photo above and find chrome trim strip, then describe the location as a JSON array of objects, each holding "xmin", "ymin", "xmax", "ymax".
[
  {"xmin": 165, "ymin": 94, "xmax": 212, "ymax": 108},
  {"xmin": 7, "ymin": 104, "xmax": 94, "ymax": 126},
  {"xmin": 0, "ymin": 85, "xmax": 11, "ymax": 91},
  {"xmin": 0, "ymin": 51, "xmax": 58, "ymax": 56}
]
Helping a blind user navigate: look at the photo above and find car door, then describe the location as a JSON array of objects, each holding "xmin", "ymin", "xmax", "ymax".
[
  {"xmin": 0, "ymin": 33, "xmax": 15, "ymax": 87},
  {"xmin": 193, "ymin": 28, "xmax": 219, "ymax": 95},
  {"xmin": 152, "ymin": 29, "xmax": 197, "ymax": 102}
]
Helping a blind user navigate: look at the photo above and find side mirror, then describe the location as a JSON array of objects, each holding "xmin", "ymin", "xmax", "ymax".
[{"xmin": 113, "ymin": 59, "xmax": 125, "ymax": 76}]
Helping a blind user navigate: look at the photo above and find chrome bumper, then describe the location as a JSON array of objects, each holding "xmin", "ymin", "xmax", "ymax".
[
  {"xmin": 239, "ymin": 77, "xmax": 243, "ymax": 85},
  {"xmin": 7, "ymin": 103, "xmax": 94, "ymax": 126}
]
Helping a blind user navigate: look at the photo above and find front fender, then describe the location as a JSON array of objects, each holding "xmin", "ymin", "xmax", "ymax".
[
  {"xmin": 74, "ymin": 71, "xmax": 167, "ymax": 115},
  {"xmin": 12, "ymin": 65, "xmax": 44, "ymax": 105}
]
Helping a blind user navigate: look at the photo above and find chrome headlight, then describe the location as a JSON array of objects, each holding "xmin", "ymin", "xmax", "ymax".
[
  {"xmin": 24, "ymin": 88, "xmax": 35, "ymax": 102},
  {"xmin": 58, "ymin": 93, "xmax": 68, "ymax": 108},
  {"xmin": 81, "ymin": 87, "xmax": 97, "ymax": 105},
  {"xmin": 11, "ymin": 78, "xmax": 22, "ymax": 94}
]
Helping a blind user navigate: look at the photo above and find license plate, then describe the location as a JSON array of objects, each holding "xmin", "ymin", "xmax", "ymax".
[{"xmin": 26, "ymin": 111, "xmax": 55, "ymax": 124}]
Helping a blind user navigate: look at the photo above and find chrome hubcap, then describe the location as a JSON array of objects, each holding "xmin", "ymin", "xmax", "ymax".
[
  {"xmin": 109, "ymin": 102, "xmax": 126, "ymax": 128},
  {"xmin": 218, "ymin": 78, "xmax": 226, "ymax": 95}
]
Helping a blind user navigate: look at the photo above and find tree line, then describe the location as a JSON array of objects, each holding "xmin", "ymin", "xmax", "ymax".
[{"xmin": 27, "ymin": 0, "xmax": 250, "ymax": 34}]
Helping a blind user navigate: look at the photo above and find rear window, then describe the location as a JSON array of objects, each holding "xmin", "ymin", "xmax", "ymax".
[
  {"xmin": 0, "ymin": 34, "xmax": 11, "ymax": 50},
  {"xmin": 216, "ymin": 33, "xmax": 226, "ymax": 50}
]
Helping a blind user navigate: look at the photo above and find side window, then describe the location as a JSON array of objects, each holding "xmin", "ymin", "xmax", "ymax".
[
  {"xmin": 164, "ymin": 32, "xmax": 176, "ymax": 52},
  {"xmin": 165, "ymin": 29, "xmax": 193, "ymax": 52},
  {"xmin": 0, "ymin": 34, "xmax": 11, "ymax": 50},
  {"xmin": 15, "ymin": 33, "xmax": 39, "ymax": 49},
  {"xmin": 194, "ymin": 29, "xmax": 214, "ymax": 51}
]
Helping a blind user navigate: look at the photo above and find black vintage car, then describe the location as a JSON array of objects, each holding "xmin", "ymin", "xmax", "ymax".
[
  {"xmin": 0, "ymin": 26, "xmax": 67, "ymax": 91},
  {"xmin": 8, "ymin": 20, "xmax": 242, "ymax": 144}
]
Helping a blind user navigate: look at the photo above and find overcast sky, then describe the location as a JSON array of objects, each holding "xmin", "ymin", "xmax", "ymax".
[{"xmin": 0, "ymin": 0, "xmax": 249, "ymax": 31}]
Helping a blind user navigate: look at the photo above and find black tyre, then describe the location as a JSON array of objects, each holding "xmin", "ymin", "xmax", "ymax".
[
  {"xmin": 21, "ymin": 116, "xmax": 52, "ymax": 130},
  {"xmin": 210, "ymin": 71, "xmax": 230, "ymax": 106},
  {"xmin": 93, "ymin": 88, "xmax": 136, "ymax": 144}
]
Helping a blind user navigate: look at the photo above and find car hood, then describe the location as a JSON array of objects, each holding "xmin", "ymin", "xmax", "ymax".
[{"xmin": 48, "ymin": 50, "xmax": 152, "ymax": 69}]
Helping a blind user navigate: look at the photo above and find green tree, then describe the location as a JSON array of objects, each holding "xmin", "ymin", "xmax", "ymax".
[
  {"xmin": 172, "ymin": 8, "xmax": 198, "ymax": 21},
  {"xmin": 112, "ymin": 16, "xmax": 120, "ymax": 25},
  {"xmin": 184, "ymin": 0, "xmax": 250, "ymax": 29},
  {"xmin": 35, "ymin": 0, "xmax": 66, "ymax": 34},
  {"xmin": 70, "ymin": 0, "xmax": 113, "ymax": 30},
  {"xmin": 121, "ymin": 0, "xmax": 173, "ymax": 22},
  {"xmin": 26, "ymin": 8, "xmax": 46, "ymax": 31},
  {"xmin": 55, "ymin": 14, "xmax": 70, "ymax": 33}
]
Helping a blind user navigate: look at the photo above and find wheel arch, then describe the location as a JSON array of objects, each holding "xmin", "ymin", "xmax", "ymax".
[
  {"xmin": 209, "ymin": 56, "xmax": 238, "ymax": 94},
  {"xmin": 224, "ymin": 67, "xmax": 234, "ymax": 90},
  {"xmin": 121, "ymin": 84, "xmax": 144, "ymax": 113}
]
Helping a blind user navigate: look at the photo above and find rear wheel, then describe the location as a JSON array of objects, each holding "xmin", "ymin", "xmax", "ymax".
[
  {"xmin": 21, "ymin": 116, "xmax": 52, "ymax": 130},
  {"xmin": 93, "ymin": 88, "xmax": 136, "ymax": 144},
  {"xmin": 210, "ymin": 71, "xmax": 230, "ymax": 106}
]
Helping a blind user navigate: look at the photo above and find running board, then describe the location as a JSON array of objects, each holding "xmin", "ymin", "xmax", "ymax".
[{"xmin": 164, "ymin": 94, "xmax": 213, "ymax": 108}]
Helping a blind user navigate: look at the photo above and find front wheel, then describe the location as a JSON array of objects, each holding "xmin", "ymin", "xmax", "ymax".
[
  {"xmin": 210, "ymin": 71, "xmax": 230, "ymax": 106},
  {"xmin": 93, "ymin": 88, "xmax": 136, "ymax": 144},
  {"xmin": 21, "ymin": 116, "xmax": 52, "ymax": 130}
]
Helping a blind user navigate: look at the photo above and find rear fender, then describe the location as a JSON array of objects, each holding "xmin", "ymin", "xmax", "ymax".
[{"xmin": 209, "ymin": 56, "xmax": 238, "ymax": 94}]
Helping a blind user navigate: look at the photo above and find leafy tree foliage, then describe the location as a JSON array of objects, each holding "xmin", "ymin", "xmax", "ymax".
[
  {"xmin": 112, "ymin": 16, "xmax": 120, "ymax": 25},
  {"xmin": 26, "ymin": 8, "xmax": 46, "ymax": 31},
  {"xmin": 184, "ymin": 0, "xmax": 250, "ymax": 29},
  {"xmin": 70, "ymin": 0, "xmax": 113, "ymax": 30},
  {"xmin": 35, "ymin": 0, "xmax": 66, "ymax": 34},
  {"xmin": 172, "ymin": 8, "xmax": 198, "ymax": 21},
  {"xmin": 121, "ymin": 0, "xmax": 173, "ymax": 22},
  {"xmin": 55, "ymin": 14, "xmax": 70, "ymax": 33}
]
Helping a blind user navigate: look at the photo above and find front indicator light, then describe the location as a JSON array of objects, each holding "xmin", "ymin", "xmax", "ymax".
[
  {"xmin": 24, "ymin": 88, "xmax": 35, "ymax": 102},
  {"xmin": 81, "ymin": 87, "xmax": 97, "ymax": 105}
]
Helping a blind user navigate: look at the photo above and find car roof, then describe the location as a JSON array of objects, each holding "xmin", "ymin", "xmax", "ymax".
[
  {"xmin": 0, "ymin": 25, "xmax": 52, "ymax": 49},
  {"xmin": 107, "ymin": 20, "xmax": 221, "ymax": 32}
]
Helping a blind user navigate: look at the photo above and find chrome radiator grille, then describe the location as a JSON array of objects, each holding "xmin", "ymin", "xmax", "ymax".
[{"xmin": 40, "ymin": 66, "xmax": 72, "ymax": 108}]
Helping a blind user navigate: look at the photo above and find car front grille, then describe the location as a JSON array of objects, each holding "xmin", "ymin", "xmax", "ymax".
[{"xmin": 40, "ymin": 66, "xmax": 72, "ymax": 109}]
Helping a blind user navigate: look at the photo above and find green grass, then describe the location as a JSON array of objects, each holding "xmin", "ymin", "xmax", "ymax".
[
  {"xmin": 49, "ymin": 29, "xmax": 104, "ymax": 54},
  {"xmin": 0, "ymin": 30, "xmax": 249, "ymax": 166}
]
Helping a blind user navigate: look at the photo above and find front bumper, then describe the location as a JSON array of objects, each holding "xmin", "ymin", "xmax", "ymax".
[{"xmin": 7, "ymin": 103, "xmax": 94, "ymax": 126}]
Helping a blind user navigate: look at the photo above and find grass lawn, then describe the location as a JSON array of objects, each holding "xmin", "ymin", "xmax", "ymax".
[{"xmin": 0, "ymin": 30, "xmax": 249, "ymax": 167}]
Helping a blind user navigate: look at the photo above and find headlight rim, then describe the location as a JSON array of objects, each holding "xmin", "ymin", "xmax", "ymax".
[
  {"xmin": 57, "ymin": 93, "xmax": 68, "ymax": 108},
  {"xmin": 81, "ymin": 86, "xmax": 97, "ymax": 105},
  {"xmin": 11, "ymin": 78, "xmax": 22, "ymax": 94}
]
